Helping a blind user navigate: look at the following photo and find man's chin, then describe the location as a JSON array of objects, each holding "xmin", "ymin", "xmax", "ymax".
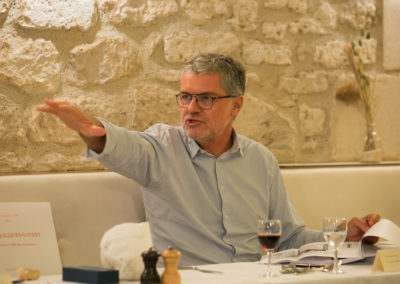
[{"xmin": 184, "ymin": 127, "xmax": 205, "ymax": 141}]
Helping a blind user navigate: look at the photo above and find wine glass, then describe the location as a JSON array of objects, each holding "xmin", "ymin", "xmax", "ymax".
[
  {"xmin": 257, "ymin": 219, "xmax": 282, "ymax": 279},
  {"xmin": 323, "ymin": 217, "xmax": 347, "ymax": 274}
]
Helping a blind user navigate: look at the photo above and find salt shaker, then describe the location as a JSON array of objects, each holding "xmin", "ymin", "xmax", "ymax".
[
  {"xmin": 161, "ymin": 246, "xmax": 181, "ymax": 284},
  {"xmin": 140, "ymin": 247, "xmax": 161, "ymax": 284}
]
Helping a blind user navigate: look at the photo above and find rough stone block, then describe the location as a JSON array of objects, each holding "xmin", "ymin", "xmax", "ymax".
[
  {"xmin": 66, "ymin": 32, "xmax": 138, "ymax": 86},
  {"xmin": 278, "ymin": 71, "xmax": 329, "ymax": 94},
  {"xmin": 339, "ymin": 0, "xmax": 376, "ymax": 30},
  {"xmin": 313, "ymin": 2, "xmax": 337, "ymax": 29},
  {"xmin": 0, "ymin": 0, "xmax": 12, "ymax": 15},
  {"xmin": 0, "ymin": 152, "xmax": 30, "ymax": 173},
  {"xmin": 154, "ymin": 68, "xmax": 181, "ymax": 83},
  {"xmin": 288, "ymin": 0, "xmax": 308, "ymax": 14},
  {"xmin": 227, "ymin": 0, "xmax": 258, "ymax": 32},
  {"xmin": 0, "ymin": 94, "xmax": 24, "ymax": 143},
  {"xmin": 180, "ymin": 0, "xmax": 230, "ymax": 25},
  {"xmin": 264, "ymin": 0, "xmax": 287, "ymax": 9},
  {"xmin": 99, "ymin": 0, "xmax": 178, "ymax": 27},
  {"xmin": 288, "ymin": 18, "xmax": 327, "ymax": 35},
  {"xmin": 243, "ymin": 40, "xmax": 292, "ymax": 65},
  {"xmin": 314, "ymin": 40, "xmax": 347, "ymax": 68},
  {"xmin": 264, "ymin": 0, "xmax": 307, "ymax": 13},
  {"xmin": 299, "ymin": 103, "xmax": 326, "ymax": 137},
  {"xmin": 0, "ymin": 36, "xmax": 61, "ymax": 95},
  {"xmin": 262, "ymin": 22, "xmax": 287, "ymax": 41},
  {"xmin": 16, "ymin": 0, "xmax": 97, "ymax": 31},
  {"xmin": 163, "ymin": 30, "xmax": 240, "ymax": 63}
]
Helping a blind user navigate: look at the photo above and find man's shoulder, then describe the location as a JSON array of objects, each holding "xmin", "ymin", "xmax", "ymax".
[
  {"xmin": 144, "ymin": 123, "xmax": 181, "ymax": 135},
  {"xmin": 237, "ymin": 134, "xmax": 277, "ymax": 160},
  {"xmin": 143, "ymin": 123, "xmax": 187, "ymax": 145}
]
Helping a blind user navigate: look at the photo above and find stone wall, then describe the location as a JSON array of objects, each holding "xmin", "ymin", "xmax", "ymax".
[{"xmin": 0, "ymin": 0, "xmax": 399, "ymax": 173}]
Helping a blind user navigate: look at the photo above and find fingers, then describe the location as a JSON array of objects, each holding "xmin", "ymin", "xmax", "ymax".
[
  {"xmin": 35, "ymin": 99, "xmax": 88, "ymax": 132},
  {"xmin": 349, "ymin": 217, "xmax": 370, "ymax": 234},
  {"xmin": 347, "ymin": 214, "xmax": 381, "ymax": 243},
  {"xmin": 43, "ymin": 99, "xmax": 60, "ymax": 106},
  {"xmin": 36, "ymin": 99, "xmax": 66, "ymax": 113},
  {"xmin": 364, "ymin": 214, "xmax": 381, "ymax": 226}
]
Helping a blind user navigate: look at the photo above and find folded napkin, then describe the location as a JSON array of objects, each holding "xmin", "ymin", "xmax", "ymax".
[{"xmin": 99, "ymin": 222, "xmax": 153, "ymax": 280}]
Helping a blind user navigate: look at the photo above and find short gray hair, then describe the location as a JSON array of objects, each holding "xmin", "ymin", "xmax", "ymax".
[{"xmin": 181, "ymin": 53, "xmax": 246, "ymax": 96}]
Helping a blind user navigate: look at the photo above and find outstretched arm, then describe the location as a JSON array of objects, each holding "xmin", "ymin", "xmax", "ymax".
[{"xmin": 36, "ymin": 99, "xmax": 106, "ymax": 153}]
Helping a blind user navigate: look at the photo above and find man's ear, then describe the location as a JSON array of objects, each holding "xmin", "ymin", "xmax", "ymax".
[{"xmin": 232, "ymin": 95, "xmax": 244, "ymax": 116}]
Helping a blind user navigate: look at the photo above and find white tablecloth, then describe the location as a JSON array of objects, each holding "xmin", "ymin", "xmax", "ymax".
[{"xmin": 29, "ymin": 259, "xmax": 400, "ymax": 284}]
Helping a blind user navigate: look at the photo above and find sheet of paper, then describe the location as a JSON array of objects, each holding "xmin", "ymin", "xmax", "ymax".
[
  {"xmin": 0, "ymin": 202, "xmax": 62, "ymax": 278},
  {"xmin": 363, "ymin": 219, "xmax": 400, "ymax": 247}
]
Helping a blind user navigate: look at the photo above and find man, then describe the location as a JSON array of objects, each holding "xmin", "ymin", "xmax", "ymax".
[{"xmin": 37, "ymin": 53, "xmax": 379, "ymax": 265}]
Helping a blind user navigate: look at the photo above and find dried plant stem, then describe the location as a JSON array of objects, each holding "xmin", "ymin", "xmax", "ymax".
[{"xmin": 344, "ymin": 44, "xmax": 375, "ymax": 124}]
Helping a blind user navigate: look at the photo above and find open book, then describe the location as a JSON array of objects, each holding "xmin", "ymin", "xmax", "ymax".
[{"xmin": 260, "ymin": 219, "xmax": 400, "ymax": 266}]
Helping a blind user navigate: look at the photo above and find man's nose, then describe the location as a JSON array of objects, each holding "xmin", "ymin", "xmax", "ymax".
[{"xmin": 187, "ymin": 96, "xmax": 201, "ymax": 111}]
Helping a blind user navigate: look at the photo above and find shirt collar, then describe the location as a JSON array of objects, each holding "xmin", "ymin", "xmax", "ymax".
[{"xmin": 179, "ymin": 127, "xmax": 243, "ymax": 159}]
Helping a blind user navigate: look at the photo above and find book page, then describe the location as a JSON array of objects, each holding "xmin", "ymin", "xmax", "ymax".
[
  {"xmin": 363, "ymin": 219, "xmax": 400, "ymax": 247},
  {"xmin": 273, "ymin": 248, "xmax": 299, "ymax": 258},
  {"xmin": 298, "ymin": 242, "xmax": 327, "ymax": 255}
]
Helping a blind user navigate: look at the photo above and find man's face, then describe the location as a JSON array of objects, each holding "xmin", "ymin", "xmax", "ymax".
[{"xmin": 179, "ymin": 71, "xmax": 242, "ymax": 148}]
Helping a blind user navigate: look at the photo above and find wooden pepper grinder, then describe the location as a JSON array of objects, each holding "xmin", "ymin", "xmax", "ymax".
[
  {"xmin": 140, "ymin": 247, "xmax": 161, "ymax": 284},
  {"xmin": 161, "ymin": 246, "xmax": 181, "ymax": 284}
]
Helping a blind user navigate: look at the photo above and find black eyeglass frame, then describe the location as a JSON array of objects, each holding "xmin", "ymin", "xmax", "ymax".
[{"xmin": 175, "ymin": 93, "xmax": 238, "ymax": 110}]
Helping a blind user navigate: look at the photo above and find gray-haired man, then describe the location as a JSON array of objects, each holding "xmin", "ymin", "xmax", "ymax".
[{"xmin": 37, "ymin": 53, "xmax": 380, "ymax": 265}]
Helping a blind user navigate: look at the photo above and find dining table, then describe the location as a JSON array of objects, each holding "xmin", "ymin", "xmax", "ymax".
[{"xmin": 24, "ymin": 257, "xmax": 400, "ymax": 284}]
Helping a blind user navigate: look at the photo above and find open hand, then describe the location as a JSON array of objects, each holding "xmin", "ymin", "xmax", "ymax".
[{"xmin": 36, "ymin": 99, "xmax": 106, "ymax": 137}]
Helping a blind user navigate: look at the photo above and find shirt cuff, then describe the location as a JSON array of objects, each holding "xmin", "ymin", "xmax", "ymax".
[{"xmin": 83, "ymin": 147, "xmax": 101, "ymax": 161}]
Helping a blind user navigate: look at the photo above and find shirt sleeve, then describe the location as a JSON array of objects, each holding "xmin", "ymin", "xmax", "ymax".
[
  {"xmin": 84, "ymin": 118, "xmax": 169, "ymax": 187},
  {"xmin": 268, "ymin": 160, "xmax": 324, "ymax": 251}
]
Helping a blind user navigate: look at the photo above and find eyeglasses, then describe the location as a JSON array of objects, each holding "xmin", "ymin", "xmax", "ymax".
[{"xmin": 175, "ymin": 93, "xmax": 237, "ymax": 110}]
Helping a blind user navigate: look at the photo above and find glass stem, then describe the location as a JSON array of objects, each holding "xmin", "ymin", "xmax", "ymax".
[
  {"xmin": 333, "ymin": 248, "xmax": 338, "ymax": 274},
  {"xmin": 266, "ymin": 249, "xmax": 272, "ymax": 279}
]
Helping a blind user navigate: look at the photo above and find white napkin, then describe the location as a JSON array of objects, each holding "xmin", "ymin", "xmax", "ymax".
[{"xmin": 99, "ymin": 222, "xmax": 153, "ymax": 280}]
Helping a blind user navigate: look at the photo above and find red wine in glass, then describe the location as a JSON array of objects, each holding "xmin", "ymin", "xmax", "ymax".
[
  {"xmin": 257, "ymin": 233, "xmax": 281, "ymax": 249},
  {"xmin": 257, "ymin": 219, "xmax": 282, "ymax": 279}
]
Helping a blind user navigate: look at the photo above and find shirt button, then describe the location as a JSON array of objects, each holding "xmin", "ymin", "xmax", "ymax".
[
  {"xmin": 224, "ymin": 214, "xmax": 229, "ymax": 219},
  {"xmin": 220, "ymin": 185, "xmax": 224, "ymax": 191}
]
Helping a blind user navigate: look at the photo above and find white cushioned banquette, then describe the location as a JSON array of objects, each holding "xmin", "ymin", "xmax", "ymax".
[{"xmin": 1, "ymin": 165, "xmax": 399, "ymax": 268}]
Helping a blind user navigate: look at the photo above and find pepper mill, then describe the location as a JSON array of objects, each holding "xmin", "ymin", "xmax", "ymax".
[
  {"xmin": 140, "ymin": 247, "xmax": 161, "ymax": 284},
  {"xmin": 161, "ymin": 246, "xmax": 181, "ymax": 284}
]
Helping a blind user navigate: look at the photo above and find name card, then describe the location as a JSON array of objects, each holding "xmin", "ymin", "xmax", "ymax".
[
  {"xmin": 0, "ymin": 274, "xmax": 11, "ymax": 284},
  {"xmin": 0, "ymin": 202, "xmax": 62, "ymax": 278},
  {"xmin": 372, "ymin": 248, "xmax": 400, "ymax": 272}
]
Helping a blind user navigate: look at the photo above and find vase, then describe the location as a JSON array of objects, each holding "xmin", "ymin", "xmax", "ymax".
[{"xmin": 360, "ymin": 123, "xmax": 382, "ymax": 163}]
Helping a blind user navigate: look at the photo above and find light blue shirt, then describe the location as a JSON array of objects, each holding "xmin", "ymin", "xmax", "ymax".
[{"xmin": 87, "ymin": 119, "xmax": 324, "ymax": 265}]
